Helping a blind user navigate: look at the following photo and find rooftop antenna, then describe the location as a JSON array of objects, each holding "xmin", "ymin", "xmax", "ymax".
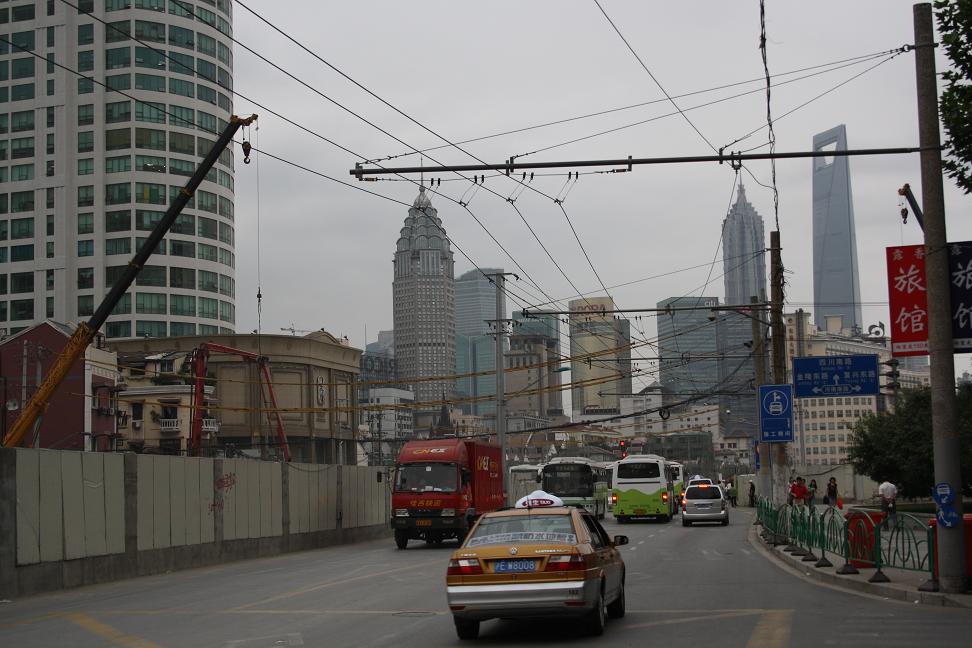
[{"xmin": 420, "ymin": 156, "xmax": 424, "ymax": 189}]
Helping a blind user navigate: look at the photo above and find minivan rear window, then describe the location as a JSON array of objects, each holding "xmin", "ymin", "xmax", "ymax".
[
  {"xmin": 686, "ymin": 486, "xmax": 722, "ymax": 500},
  {"xmin": 617, "ymin": 463, "xmax": 661, "ymax": 479}
]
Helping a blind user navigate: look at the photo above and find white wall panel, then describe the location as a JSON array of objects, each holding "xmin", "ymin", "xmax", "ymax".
[
  {"xmin": 152, "ymin": 456, "xmax": 171, "ymax": 549},
  {"xmin": 38, "ymin": 450, "xmax": 64, "ymax": 563},
  {"xmin": 136, "ymin": 455, "xmax": 154, "ymax": 551},
  {"xmin": 81, "ymin": 453, "xmax": 107, "ymax": 557},
  {"xmin": 61, "ymin": 452, "xmax": 86, "ymax": 560},
  {"xmin": 104, "ymin": 453, "xmax": 125, "ymax": 555},
  {"xmin": 169, "ymin": 458, "xmax": 186, "ymax": 547},
  {"xmin": 15, "ymin": 449, "xmax": 40, "ymax": 565}
]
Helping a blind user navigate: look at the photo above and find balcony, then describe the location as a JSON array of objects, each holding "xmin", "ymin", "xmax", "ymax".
[
  {"xmin": 159, "ymin": 418, "xmax": 182, "ymax": 433},
  {"xmin": 201, "ymin": 419, "xmax": 220, "ymax": 433}
]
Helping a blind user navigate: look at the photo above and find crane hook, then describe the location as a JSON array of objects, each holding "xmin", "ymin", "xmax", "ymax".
[{"xmin": 242, "ymin": 140, "xmax": 252, "ymax": 164}]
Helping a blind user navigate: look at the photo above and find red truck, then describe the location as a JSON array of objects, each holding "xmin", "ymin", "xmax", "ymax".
[{"xmin": 391, "ymin": 439, "xmax": 504, "ymax": 549}]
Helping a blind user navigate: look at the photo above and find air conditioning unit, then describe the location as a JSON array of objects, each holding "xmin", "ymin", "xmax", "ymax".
[{"xmin": 132, "ymin": 421, "xmax": 142, "ymax": 430}]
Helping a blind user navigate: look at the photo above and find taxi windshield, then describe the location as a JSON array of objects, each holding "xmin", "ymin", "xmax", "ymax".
[
  {"xmin": 466, "ymin": 514, "xmax": 577, "ymax": 547},
  {"xmin": 395, "ymin": 462, "xmax": 457, "ymax": 492}
]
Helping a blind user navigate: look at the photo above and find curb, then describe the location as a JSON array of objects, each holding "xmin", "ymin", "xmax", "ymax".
[{"xmin": 747, "ymin": 517, "xmax": 972, "ymax": 608}]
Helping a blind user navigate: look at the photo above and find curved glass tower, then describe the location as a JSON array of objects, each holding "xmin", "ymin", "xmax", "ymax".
[{"xmin": 0, "ymin": 1, "xmax": 236, "ymax": 339}]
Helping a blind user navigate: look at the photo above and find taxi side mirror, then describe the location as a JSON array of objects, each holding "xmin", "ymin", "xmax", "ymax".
[{"xmin": 613, "ymin": 535, "xmax": 629, "ymax": 546}]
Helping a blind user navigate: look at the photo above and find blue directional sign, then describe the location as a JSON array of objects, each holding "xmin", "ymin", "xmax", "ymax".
[
  {"xmin": 792, "ymin": 355, "xmax": 880, "ymax": 399},
  {"xmin": 933, "ymin": 482, "xmax": 956, "ymax": 507},
  {"xmin": 758, "ymin": 384, "xmax": 794, "ymax": 443}
]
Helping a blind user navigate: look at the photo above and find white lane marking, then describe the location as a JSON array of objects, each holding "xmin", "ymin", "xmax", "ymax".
[
  {"xmin": 629, "ymin": 547, "xmax": 637, "ymax": 551},
  {"xmin": 740, "ymin": 548, "xmax": 752, "ymax": 555},
  {"xmin": 701, "ymin": 549, "xmax": 709, "ymax": 555},
  {"xmin": 648, "ymin": 534, "xmax": 655, "ymax": 538},
  {"xmin": 638, "ymin": 540, "xmax": 645, "ymax": 545}
]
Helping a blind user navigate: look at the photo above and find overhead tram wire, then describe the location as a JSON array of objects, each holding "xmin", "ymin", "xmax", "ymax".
[
  {"xmin": 371, "ymin": 47, "xmax": 907, "ymax": 162},
  {"xmin": 593, "ymin": 0, "xmax": 718, "ymax": 154}
]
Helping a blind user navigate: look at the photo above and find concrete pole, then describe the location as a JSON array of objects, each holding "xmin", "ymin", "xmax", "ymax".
[
  {"xmin": 795, "ymin": 309, "xmax": 808, "ymax": 468},
  {"xmin": 770, "ymin": 231, "xmax": 789, "ymax": 505},
  {"xmin": 494, "ymin": 273, "xmax": 508, "ymax": 504},
  {"xmin": 913, "ymin": 2, "xmax": 966, "ymax": 594},
  {"xmin": 752, "ymin": 296, "xmax": 771, "ymax": 503}
]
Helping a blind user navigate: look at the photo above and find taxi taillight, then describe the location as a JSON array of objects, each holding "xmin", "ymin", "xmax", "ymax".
[
  {"xmin": 447, "ymin": 558, "xmax": 483, "ymax": 576},
  {"xmin": 544, "ymin": 554, "xmax": 586, "ymax": 572}
]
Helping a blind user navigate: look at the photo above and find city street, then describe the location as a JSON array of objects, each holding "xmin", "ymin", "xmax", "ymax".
[{"xmin": 1, "ymin": 510, "xmax": 970, "ymax": 647}]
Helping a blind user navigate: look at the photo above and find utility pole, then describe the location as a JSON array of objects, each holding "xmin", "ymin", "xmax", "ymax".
[
  {"xmin": 770, "ymin": 231, "xmax": 789, "ymax": 504},
  {"xmin": 913, "ymin": 2, "xmax": 966, "ymax": 593},
  {"xmin": 752, "ymin": 296, "xmax": 771, "ymax": 503},
  {"xmin": 487, "ymin": 272, "xmax": 514, "ymax": 504}
]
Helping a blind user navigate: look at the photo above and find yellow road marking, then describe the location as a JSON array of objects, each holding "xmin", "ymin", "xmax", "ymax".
[
  {"xmin": 0, "ymin": 612, "xmax": 64, "ymax": 630},
  {"xmin": 232, "ymin": 558, "xmax": 443, "ymax": 610},
  {"xmin": 746, "ymin": 609, "xmax": 794, "ymax": 648},
  {"xmin": 625, "ymin": 610, "xmax": 760, "ymax": 629},
  {"xmin": 63, "ymin": 613, "xmax": 162, "ymax": 648}
]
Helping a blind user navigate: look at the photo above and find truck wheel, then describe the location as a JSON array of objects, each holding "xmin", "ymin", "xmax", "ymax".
[
  {"xmin": 454, "ymin": 618, "xmax": 479, "ymax": 640},
  {"xmin": 395, "ymin": 530, "xmax": 408, "ymax": 550},
  {"xmin": 616, "ymin": 515, "xmax": 627, "ymax": 524}
]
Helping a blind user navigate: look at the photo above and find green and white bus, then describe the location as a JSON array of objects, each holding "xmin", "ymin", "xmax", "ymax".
[
  {"xmin": 537, "ymin": 457, "xmax": 609, "ymax": 519},
  {"xmin": 611, "ymin": 454, "xmax": 676, "ymax": 523},
  {"xmin": 667, "ymin": 461, "xmax": 684, "ymax": 511}
]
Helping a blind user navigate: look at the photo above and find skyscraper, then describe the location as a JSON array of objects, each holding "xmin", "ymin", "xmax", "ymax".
[
  {"xmin": 507, "ymin": 310, "xmax": 563, "ymax": 418},
  {"xmin": 454, "ymin": 268, "xmax": 503, "ymax": 416},
  {"xmin": 393, "ymin": 186, "xmax": 455, "ymax": 425},
  {"xmin": 656, "ymin": 296, "xmax": 721, "ymax": 406},
  {"xmin": 1, "ymin": 1, "xmax": 237, "ymax": 339},
  {"xmin": 812, "ymin": 124, "xmax": 863, "ymax": 332},
  {"xmin": 569, "ymin": 296, "xmax": 631, "ymax": 417},
  {"xmin": 720, "ymin": 184, "xmax": 767, "ymax": 432}
]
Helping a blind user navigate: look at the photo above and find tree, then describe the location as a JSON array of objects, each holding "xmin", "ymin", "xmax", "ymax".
[
  {"xmin": 936, "ymin": 0, "xmax": 972, "ymax": 194},
  {"xmin": 848, "ymin": 386, "xmax": 972, "ymax": 497}
]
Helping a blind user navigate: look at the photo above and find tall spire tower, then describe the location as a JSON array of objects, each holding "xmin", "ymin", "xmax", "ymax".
[{"xmin": 393, "ymin": 187, "xmax": 456, "ymax": 429}]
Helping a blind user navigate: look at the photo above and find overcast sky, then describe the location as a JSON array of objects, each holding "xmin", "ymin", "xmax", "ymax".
[{"xmin": 227, "ymin": 1, "xmax": 972, "ymax": 388}]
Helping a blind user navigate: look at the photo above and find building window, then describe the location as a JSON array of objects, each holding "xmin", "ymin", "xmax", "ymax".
[
  {"xmin": 169, "ymin": 266, "xmax": 194, "ymax": 289},
  {"xmin": 10, "ymin": 271, "xmax": 33, "ymax": 293},
  {"xmin": 170, "ymin": 322, "xmax": 195, "ymax": 336},
  {"xmin": 105, "ymin": 209, "xmax": 131, "ymax": 232},
  {"xmin": 10, "ymin": 110, "xmax": 33, "ymax": 132},
  {"xmin": 10, "ymin": 164, "xmax": 32, "ymax": 182},
  {"xmin": 11, "ymin": 137, "xmax": 34, "ymax": 158},
  {"xmin": 219, "ymin": 301, "xmax": 234, "ymax": 323},
  {"xmin": 198, "ymin": 269, "xmax": 218, "ymax": 292},
  {"xmin": 169, "ymin": 78, "xmax": 195, "ymax": 99},
  {"xmin": 77, "ymin": 185, "xmax": 94, "ymax": 207},
  {"xmin": 135, "ymin": 182, "xmax": 166, "ymax": 205},
  {"xmin": 105, "ymin": 183, "xmax": 131, "ymax": 205},
  {"xmin": 168, "ymin": 158, "xmax": 194, "ymax": 176},
  {"xmin": 77, "ymin": 213, "xmax": 94, "ymax": 234},
  {"xmin": 134, "ymin": 73, "xmax": 166, "ymax": 92},
  {"xmin": 197, "ymin": 243, "xmax": 217, "ymax": 262},
  {"xmin": 198, "ymin": 296, "xmax": 217, "ymax": 319},
  {"xmin": 136, "ymin": 292, "xmax": 166, "ymax": 314},
  {"xmin": 171, "ymin": 213, "xmax": 193, "ymax": 235},
  {"xmin": 105, "ymin": 237, "xmax": 131, "ymax": 255},
  {"xmin": 136, "ymin": 265, "xmax": 166, "ymax": 286},
  {"xmin": 10, "ymin": 298, "xmax": 33, "ymax": 321},
  {"xmin": 77, "ymin": 267, "xmax": 94, "ymax": 289},
  {"xmin": 105, "ymin": 156, "xmax": 132, "ymax": 174},
  {"xmin": 135, "ymin": 100, "xmax": 165, "ymax": 123},
  {"xmin": 78, "ymin": 50, "xmax": 94, "ymax": 72},
  {"xmin": 78, "ymin": 131, "xmax": 94, "ymax": 153},
  {"xmin": 77, "ymin": 240, "xmax": 94, "ymax": 256},
  {"xmin": 77, "ymin": 295, "xmax": 94, "ymax": 317},
  {"xmin": 134, "ymin": 46, "xmax": 165, "ymax": 70},
  {"xmin": 169, "ymin": 51, "xmax": 194, "ymax": 76},
  {"xmin": 135, "ymin": 209, "xmax": 163, "ymax": 230},
  {"xmin": 170, "ymin": 294, "xmax": 194, "ymax": 316},
  {"xmin": 10, "ymin": 217, "xmax": 32, "ymax": 239},
  {"xmin": 78, "ymin": 23, "xmax": 94, "ymax": 46},
  {"xmin": 169, "ymin": 131, "xmax": 194, "ymax": 155},
  {"xmin": 105, "ymin": 128, "xmax": 132, "ymax": 151},
  {"xmin": 106, "ymin": 321, "xmax": 131, "ymax": 338},
  {"xmin": 110, "ymin": 292, "xmax": 131, "ymax": 314},
  {"xmin": 134, "ymin": 20, "xmax": 166, "ymax": 43},
  {"xmin": 135, "ymin": 127, "xmax": 165, "ymax": 150},
  {"xmin": 105, "ymin": 100, "xmax": 131, "ymax": 123},
  {"xmin": 169, "ymin": 25, "xmax": 194, "ymax": 49},
  {"xmin": 169, "ymin": 239, "xmax": 194, "ymax": 257},
  {"xmin": 197, "ymin": 33, "xmax": 216, "ymax": 57},
  {"xmin": 136, "ymin": 320, "xmax": 167, "ymax": 337},
  {"xmin": 11, "ymin": 58, "xmax": 35, "ymax": 80},
  {"xmin": 77, "ymin": 159, "xmax": 94, "ymax": 175}
]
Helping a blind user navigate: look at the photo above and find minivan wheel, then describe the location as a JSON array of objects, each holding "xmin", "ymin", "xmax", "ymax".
[{"xmin": 454, "ymin": 618, "xmax": 480, "ymax": 640}]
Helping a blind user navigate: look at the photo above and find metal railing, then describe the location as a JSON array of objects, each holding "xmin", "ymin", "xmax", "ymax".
[{"xmin": 754, "ymin": 497, "xmax": 937, "ymax": 589}]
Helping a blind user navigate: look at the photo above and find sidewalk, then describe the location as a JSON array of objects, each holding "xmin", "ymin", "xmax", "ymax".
[{"xmin": 746, "ymin": 509, "xmax": 972, "ymax": 608}]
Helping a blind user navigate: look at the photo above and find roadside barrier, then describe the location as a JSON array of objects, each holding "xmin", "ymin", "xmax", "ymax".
[{"xmin": 753, "ymin": 497, "xmax": 935, "ymax": 589}]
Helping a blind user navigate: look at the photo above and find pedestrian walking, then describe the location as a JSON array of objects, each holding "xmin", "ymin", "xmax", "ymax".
[
  {"xmin": 727, "ymin": 482, "xmax": 737, "ymax": 507},
  {"xmin": 807, "ymin": 479, "xmax": 818, "ymax": 509},
  {"xmin": 824, "ymin": 477, "xmax": 838, "ymax": 507},
  {"xmin": 748, "ymin": 480, "xmax": 756, "ymax": 507},
  {"xmin": 789, "ymin": 476, "xmax": 809, "ymax": 507}
]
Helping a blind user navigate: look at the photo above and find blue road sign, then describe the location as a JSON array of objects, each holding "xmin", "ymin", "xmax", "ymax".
[
  {"xmin": 758, "ymin": 384, "xmax": 793, "ymax": 443},
  {"xmin": 792, "ymin": 355, "xmax": 880, "ymax": 398},
  {"xmin": 937, "ymin": 506, "xmax": 961, "ymax": 529},
  {"xmin": 933, "ymin": 482, "xmax": 956, "ymax": 507}
]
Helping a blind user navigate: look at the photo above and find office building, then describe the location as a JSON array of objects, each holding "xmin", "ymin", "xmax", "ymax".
[
  {"xmin": 0, "ymin": 1, "xmax": 238, "ymax": 339},
  {"xmin": 455, "ymin": 267, "xmax": 504, "ymax": 416},
  {"xmin": 812, "ymin": 125, "xmax": 863, "ymax": 332},
  {"xmin": 720, "ymin": 184, "xmax": 768, "ymax": 436},
  {"xmin": 392, "ymin": 186, "xmax": 455, "ymax": 426},
  {"xmin": 656, "ymin": 296, "xmax": 722, "ymax": 406},
  {"xmin": 507, "ymin": 310, "xmax": 564, "ymax": 418},
  {"xmin": 568, "ymin": 296, "xmax": 631, "ymax": 418}
]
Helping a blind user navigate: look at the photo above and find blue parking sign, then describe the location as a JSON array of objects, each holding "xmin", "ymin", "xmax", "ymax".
[{"xmin": 758, "ymin": 384, "xmax": 794, "ymax": 443}]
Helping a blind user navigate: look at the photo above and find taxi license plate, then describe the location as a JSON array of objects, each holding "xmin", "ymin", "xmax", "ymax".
[
  {"xmin": 493, "ymin": 559, "xmax": 536, "ymax": 573},
  {"xmin": 415, "ymin": 519, "xmax": 432, "ymax": 527},
  {"xmin": 633, "ymin": 508, "xmax": 647, "ymax": 515}
]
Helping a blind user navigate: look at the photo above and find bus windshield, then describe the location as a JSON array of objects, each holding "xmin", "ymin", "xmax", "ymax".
[
  {"xmin": 542, "ymin": 464, "xmax": 594, "ymax": 497},
  {"xmin": 395, "ymin": 462, "xmax": 457, "ymax": 492},
  {"xmin": 616, "ymin": 462, "xmax": 661, "ymax": 480}
]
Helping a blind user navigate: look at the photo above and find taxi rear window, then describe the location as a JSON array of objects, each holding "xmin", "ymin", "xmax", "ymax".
[
  {"xmin": 686, "ymin": 486, "xmax": 722, "ymax": 500},
  {"xmin": 466, "ymin": 514, "xmax": 577, "ymax": 547}
]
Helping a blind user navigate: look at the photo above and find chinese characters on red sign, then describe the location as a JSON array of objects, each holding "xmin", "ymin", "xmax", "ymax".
[
  {"xmin": 886, "ymin": 242, "xmax": 972, "ymax": 356},
  {"xmin": 886, "ymin": 245, "xmax": 928, "ymax": 356}
]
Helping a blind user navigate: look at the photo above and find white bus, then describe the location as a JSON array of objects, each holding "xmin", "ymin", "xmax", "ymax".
[{"xmin": 611, "ymin": 454, "xmax": 675, "ymax": 523}]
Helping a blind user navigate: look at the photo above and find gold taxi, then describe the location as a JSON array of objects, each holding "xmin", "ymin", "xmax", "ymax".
[{"xmin": 445, "ymin": 491, "xmax": 628, "ymax": 640}]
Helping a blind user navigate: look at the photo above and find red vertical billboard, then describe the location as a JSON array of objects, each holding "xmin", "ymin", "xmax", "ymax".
[{"xmin": 886, "ymin": 244, "xmax": 929, "ymax": 356}]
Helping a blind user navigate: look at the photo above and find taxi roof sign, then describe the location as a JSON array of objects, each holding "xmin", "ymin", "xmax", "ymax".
[{"xmin": 515, "ymin": 490, "xmax": 564, "ymax": 509}]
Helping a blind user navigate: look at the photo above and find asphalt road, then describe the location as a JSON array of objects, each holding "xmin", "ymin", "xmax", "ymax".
[{"xmin": 2, "ymin": 508, "xmax": 971, "ymax": 647}]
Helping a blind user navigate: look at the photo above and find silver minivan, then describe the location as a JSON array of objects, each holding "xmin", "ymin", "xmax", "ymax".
[{"xmin": 681, "ymin": 484, "xmax": 729, "ymax": 526}]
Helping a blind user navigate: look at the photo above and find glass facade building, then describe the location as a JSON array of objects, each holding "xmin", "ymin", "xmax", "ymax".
[{"xmin": 0, "ymin": 0, "xmax": 236, "ymax": 338}]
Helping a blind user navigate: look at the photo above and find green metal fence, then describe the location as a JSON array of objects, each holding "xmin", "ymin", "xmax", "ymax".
[{"xmin": 754, "ymin": 497, "xmax": 936, "ymax": 587}]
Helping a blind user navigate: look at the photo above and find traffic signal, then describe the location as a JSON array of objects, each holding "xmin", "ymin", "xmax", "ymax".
[
  {"xmin": 619, "ymin": 439, "xmax": 628, "ymax": 459},
  {"xmin": 882, "ymin": 358, "xmax": 901, "ymax": 391}
]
